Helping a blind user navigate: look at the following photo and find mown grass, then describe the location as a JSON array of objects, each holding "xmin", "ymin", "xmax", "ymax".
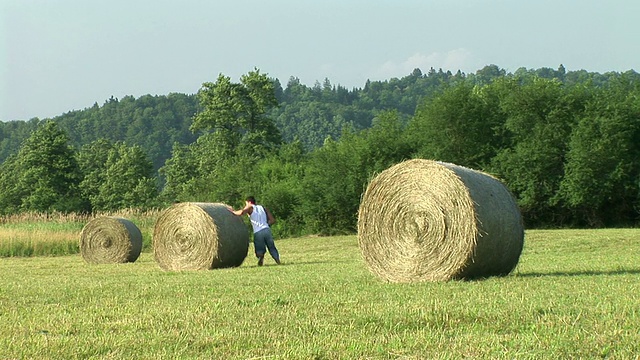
[{"xmin": 1, "ymin": 229, "xmax": 639, "ymax": 359}]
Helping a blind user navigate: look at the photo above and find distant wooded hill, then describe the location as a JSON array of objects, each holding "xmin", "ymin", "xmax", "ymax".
[
  {"xmin": 3, "ymin": 64, "xmax": 618, "ymax": 173},
  {"xmin": 2, "ymin": 65, "xmax": 640, "ymax": 231}
]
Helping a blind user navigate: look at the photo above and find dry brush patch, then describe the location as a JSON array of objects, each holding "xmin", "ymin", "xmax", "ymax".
[
  {"xmin": 0, "ymin": 208, "xmax": 161, "ymax": 257},
  {"xmin": 0, "ymin": 228, "xmax": 79, "ymax": 256}
]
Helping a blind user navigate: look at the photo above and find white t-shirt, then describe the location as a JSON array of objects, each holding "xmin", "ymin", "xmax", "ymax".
[{"xmin": 248, "ymin": 204, "xmax": 269, "ymax": 233}]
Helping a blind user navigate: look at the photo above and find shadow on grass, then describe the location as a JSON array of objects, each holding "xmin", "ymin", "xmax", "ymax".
[
  {"xmin": 240, "ymin": 259, "xmax": 352, "ymax": 268},
  {"xmin": 514, "ymin": 268, "xmax": 640, "ymax": 278}
]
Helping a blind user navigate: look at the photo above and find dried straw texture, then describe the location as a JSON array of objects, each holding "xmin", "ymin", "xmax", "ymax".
[
  {"xmin": 79, "ymin": 217, "xmax": 143, "ymax": 264},
  {"xmin": 153, "ymin": 202, "xmax": 249, "ymax": 271},
  {"xmin": 358, "ymin": 159, "xmax": 524, "ymax": 282}
]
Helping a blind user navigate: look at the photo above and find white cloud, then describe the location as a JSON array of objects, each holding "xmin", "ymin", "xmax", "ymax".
[{"xmin": 373, "ymin": 48, "xmax": 474, "ymax": 80}]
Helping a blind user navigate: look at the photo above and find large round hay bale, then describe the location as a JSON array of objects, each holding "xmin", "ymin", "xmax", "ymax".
[
  {"xmin": 80, "ymin": 217, "xmax": 143, "ymax": 264},
  {"xmin": 358, "ymin": 159, "xmax": 524, "ymax": 282},
  {"xmin": 153, "ymin": 202, "xmax": 249, "ymax": 271}
]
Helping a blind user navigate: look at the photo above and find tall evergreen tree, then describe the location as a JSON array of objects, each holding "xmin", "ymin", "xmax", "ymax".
[
  {"xmin": 9, "ymin": 121, "xmax": 87, "ymax": 213},
  {"xmin": 92, "ymin": 143, "xmax": 158, "ymax": 211},
  {"xmin": 77, "ymin": 139, "xmax": 115, "ymax": 209},
  {"xmin": 0, "ymin": 154, "xmax": 22, "ymax": 214}
]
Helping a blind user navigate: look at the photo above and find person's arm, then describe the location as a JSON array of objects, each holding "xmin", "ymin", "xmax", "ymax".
[
  {"xmin": 265, "ymin": 207, "xmax": 276, "ymax": 225},
  {"xmin": 230, "ymin": 204, "xmax": 252, "ymax": 216}
]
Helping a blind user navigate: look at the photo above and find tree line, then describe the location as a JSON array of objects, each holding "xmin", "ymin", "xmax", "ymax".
[{"xmin": 1, "ymin": 65, "xmax": 639, "ymax": 235}]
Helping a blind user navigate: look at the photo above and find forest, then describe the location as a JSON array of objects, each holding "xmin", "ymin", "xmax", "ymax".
[{"xmin": 1, "ymin": 64, "xmax": 639, "ymax": 236}]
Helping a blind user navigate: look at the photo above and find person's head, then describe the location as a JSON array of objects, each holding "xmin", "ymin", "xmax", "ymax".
[{"xmin": 245, "ymin": 196, "xmax": 256, "ymax": 205}]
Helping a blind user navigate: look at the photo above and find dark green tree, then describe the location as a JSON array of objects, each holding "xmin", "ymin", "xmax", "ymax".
[
  {"xmin": 300, "ymin": 132, "xmax": 368, "ymax": 234},
  {"xmin": 471, "ymin": 64, "xmax": 506, "ymax": 85},
  {"xmin": 77, "ymin": 139, "xmax": 115, "ymax": 209},
  {"xmin": 361, "ymin": 110, "xmax": 413, "ymax": 173},
  {"xmin": 0, "ymin": 154, "xmax": 22, "ymax": 214},
  {"xmin": 9, "ymin": 121, "xmax": 87, "ymax": 213},
  {"xmin": 558, "ymin": 75, "xmax": 640, "ymax": 226},
  {"xmin": 0, "ymin": 118, "xmax": 41, "ymax": 165},
  {"xmin": 162, "ymin": 69, "xmax": 282, "ymax": 203},
  {"xmin": 408, "ymin": 80, "xmax": 505, "ymax": 168},
  {"xmin": 297, "ymin": 111, "xmax": 412, "ymax": 235},
  {"xmin": 489, "ymin": 77, "xmax": 583, "ymax": 225},
  {"xmin": 190, "ymin": 68, "xmax": 281, "ymax": 158},
  {"xmin": 251, "ymin": 140, "xmax": 307, "ymax": 237},
  {"xmin": 274, "ymin": 101, "xmax": 352, "ymax": 149},
  {"xmin": 92, "ymin": 142, "xmax": 158, "ymax": 211},
  {"xmin": 159, "ymin": 142, "xmax": 198, "ymax": 202}
]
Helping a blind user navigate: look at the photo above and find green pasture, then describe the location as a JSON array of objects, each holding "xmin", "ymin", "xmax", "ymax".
[{"xmin": 1, "ymin": 229, "xmax": 639, "ymax": 359}]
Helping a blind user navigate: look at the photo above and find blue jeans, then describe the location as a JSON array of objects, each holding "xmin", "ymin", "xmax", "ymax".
[{"xmin": 253, "ymin": 228, "xmax": 279, "ymax": 261}]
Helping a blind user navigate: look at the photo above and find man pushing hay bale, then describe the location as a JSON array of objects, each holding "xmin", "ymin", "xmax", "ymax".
[
  {"xmin": 153, "ymin": 202, "xmax": 249, "ymax": 271},
  {"xmin": 80, "ymin": 217, "xmax": 143, "ymax": 264},
  {"xmin": 357, "ymin": 159, "xmax": 524, "ymax": 282}
]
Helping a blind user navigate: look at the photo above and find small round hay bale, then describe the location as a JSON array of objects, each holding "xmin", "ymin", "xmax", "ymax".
[
  {"xmin": 358, "ymin": 159, "xmax": 524, "ymax": 282},
  {"xmin": 153, "ymin": 202, "xmax": 249, "ymax": 271},
  {"xmin": 80, "ymin": 217, "xmax": 143, "ymax": 264}
]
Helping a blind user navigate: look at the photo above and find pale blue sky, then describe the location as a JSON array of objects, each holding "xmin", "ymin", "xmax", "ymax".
[{"xmin": 1, "ymin": 0, "xmax": 639, "ymax": 121}]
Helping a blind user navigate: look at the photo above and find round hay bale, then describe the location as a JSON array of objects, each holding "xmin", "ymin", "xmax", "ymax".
[
  {"xmin": 80, "ymin": 217, "xmax": 143, "ymax": 264},
  {"xmin": 357, "ymin": 159, "xmax": 524, "ymax": 282},
  {"xmin": 153, "ymin": 202, "xmax": 249, "ymax": 271}
]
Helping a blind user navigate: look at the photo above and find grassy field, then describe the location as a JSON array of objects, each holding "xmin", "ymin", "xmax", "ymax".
[{"xmin": 1, "ymin": 228, "xmax": 639, "ymax": 359}]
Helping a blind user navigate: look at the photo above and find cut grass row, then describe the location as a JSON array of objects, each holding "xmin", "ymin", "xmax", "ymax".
[{"xmin": 1, "ymin": 228, "xmax": 639, "ymax": 358}]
